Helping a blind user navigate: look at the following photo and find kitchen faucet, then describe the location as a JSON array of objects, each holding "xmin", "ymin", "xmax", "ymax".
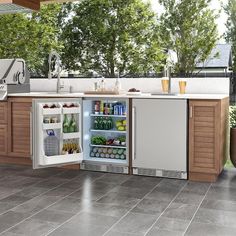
[{"xmin": 48, "ymin": 51, "xmax": 64, "ymax": 93}]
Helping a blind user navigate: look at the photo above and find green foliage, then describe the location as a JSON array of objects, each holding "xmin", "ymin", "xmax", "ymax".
[
  {"xmin": 0, "ymin": 4, "xmax": 63, "ymax": 76},
  {"xmin": 230, "ymin": 105, "xmax": 236, "ymax": 128},
  {"xmin": 61, "ymin": 0, "xmax": 165, "ymax": 77},
  {"xmin": 159, "ymin": 0, "xmax": 219, "ymax": 77},
  {"xmin": 225, "ymin": 0, "xmax": 236, "ymax": 72}
]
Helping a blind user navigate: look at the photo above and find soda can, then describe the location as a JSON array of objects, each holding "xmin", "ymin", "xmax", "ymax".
[
  {"xmin": 118, "ymin": 105, "xmax": 122, "ymax": 115},
  {"xmin": 121, "ymin": 105, "xmax": 126, "ymax": 115},
  {"xmin": 114, "ymin": 105, "xmax": 118, "ymax": 115}
]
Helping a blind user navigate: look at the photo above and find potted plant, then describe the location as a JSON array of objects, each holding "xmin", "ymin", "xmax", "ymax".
[{"xmin": 230, "ymin": 106, "xmax": 236, "ymax": 167}]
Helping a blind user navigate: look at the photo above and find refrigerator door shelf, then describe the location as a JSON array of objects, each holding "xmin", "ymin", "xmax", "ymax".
[
  {"xmin": 32, "ymin": 98, "xmax": 83, "ymax": 169},
  {"xmin": 42, "ymin": 123, "xmax": 62, "ymax": 130},
  {"xmin": 40, "ymin": 153, "xmax": 83, "ymax": 166},
  {"xmin": 42, "ymin": 107, "xmax": 61, "ymax": 115},
  {"xmin": 62, "ymin": 107, "xmax": 80, "ymax": 114},
  {"xmin": 62, "ymin": 132, "xmax": 81, "ymax": 140}
]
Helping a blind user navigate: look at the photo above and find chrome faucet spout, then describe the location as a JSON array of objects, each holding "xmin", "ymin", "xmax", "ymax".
[{"xmin": 48, "ymin": 51, "xmax": 64, "ymax": 93}]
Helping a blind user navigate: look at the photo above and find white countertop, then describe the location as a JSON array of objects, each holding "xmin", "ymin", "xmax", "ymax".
[{"xmin": 8, "ymin": 92, "xmax": 229, "ymax": 100}]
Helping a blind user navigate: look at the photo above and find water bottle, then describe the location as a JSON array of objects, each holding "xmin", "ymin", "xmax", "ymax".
[{"xmin": 44, "ymin": 130, "xmax": 59, "ymax": 156}]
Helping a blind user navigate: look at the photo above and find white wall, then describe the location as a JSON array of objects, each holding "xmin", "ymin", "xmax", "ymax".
[{"xmin": 30, "ymin": 77, "xmax": 230, "ymax": 94}]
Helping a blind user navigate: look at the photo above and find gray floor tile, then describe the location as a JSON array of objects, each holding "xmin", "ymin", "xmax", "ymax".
[
  {"xmin": 193, "ymin": 207, "xmax": 236, "ymax": 228},
  {"xmin": 14, "ymin": 186, "xmax": 49, "ymax": 198},
  {"xmin": 185, "ymin": 221, "xmax": 236, "ymax": 236},
  {"xmin": 48, "ymin": 197, "xmax": 92, "ymax": 213},
  {"xmin": 70, "ymin": 188, "xmax": 108, "ymax": 201},
  {"xmin": 157, "ymin": 179, "xmax": 186, "ymax": 190},
  {"xmin": 154, "ymin": 216, "xmax": 189, "ymax": 233},
  {"xmin": 0, "ymin": 187, "xmax": 21, "ymax": 200},
  {"xmin": 206, "ymin": 185, "xmax": 236, "ymax": 202},
  {"xmin": 20, "ymin": 168, "xmax": 62, "ymax": 179},
  {"xmin": 121, "ymin": 176, "xmax": 162, "ymax": 190},
  {"xmin": 53, "ymin": 169, "xmax": 82, "ymax": 179},
  {"xmin": 42, "ymin": 186, "xmax": 75, "ymax": 197},
  {"xmin": 59, "ymin": 179, "xmax": 85, "ymax": 189},
  {"xmin": 0, "ymin": 211, "xmax": 29, "ymax": 233},
  {"xmin": 213, "ymin": 169, "xmax": 236, "ymax": 189},
  {"xmin": 105, "ymin": 230, "xmax": 143, "ymax": 236},
  {"xmin": 0, "ymin": 232, "xmax": 20, "ymax": 236},
  {"xmin": 112, "ymin": 212, "xmax": 157, "ymax": 235},
  {"xmin": 0, "ymin": 194, "xmax": 32, "ymax": 206},
  {"xmin": 83, "ymin": 180, "xmax": 117, "ymax": 192},
  {"xmin": 162, "ymin": 202, "xmax": 198, "ymax": 221},
  {"xmin": 84, "ymin": 202, "xmax": 129, "ymax": 218},
  {"xmin": 146, "ymin": 227, "xmax": 183, "ymax": 236},
  {"xmin": 108, "ymin": 186, "xmax": 150, "ymax": 199},
  {"xmin": 31, "ymin": 209, "xmax": 75, "ymax": 224},
  {"xmin": 13, "ymin": 195, "xmax": 62, "ymax": 215},
  {"xmin": 174, "ymin": 191, "xmax": 204, "ymax": 205},
  {"xmin": 145, "ymin": 187, "xmax": 178, "ymax": 201},
  {"xmin": 7, "ymin": 218, "xmax": 59, "ymax": 236},
  {"xmin": 131, "ymin": 198, "xmax": 170, "ymax": 215},
  {"xmin": 0, "ymin": 202, "xmax": 16, "ymax": 214},
  {"xmin": 95, "ymin": 173, "xmax": 131, "ymax": 184},
  {"xmin": 33, "ymin": 177, "xmax": 68, "ymax": 188},
  {"xmin": 96, "ymin": 192, "xmax": 140, "ymax": 208},
  {"xmin": 182, "ymin": 181, "xmax": 210, "ymax": 195},
  {"xmin": 200, "ymin": 198, "xmax": 236, "ymax": 212},
  {"xmin": 65, "ymin": 211, "xmax": 120, "ymax": 228},
  {"xmin": 49, "ymin": 223, "xmax": 109, "ymax": 236}
]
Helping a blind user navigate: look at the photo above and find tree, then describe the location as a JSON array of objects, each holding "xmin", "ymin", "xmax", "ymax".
[
  {"xmin": 225, "ymin": 0, "xmax": 236, "ymax": 71},
  {"xmin": 0, "ymin": 4, "xmax": 63, "ymax": 76},
  {"xmin": 61, "ymin": 0, "xmax": 165, "ymax": 77},
  {"xmin": 159, "ymin": 0, "xmax": 219, "ymax": 77}
]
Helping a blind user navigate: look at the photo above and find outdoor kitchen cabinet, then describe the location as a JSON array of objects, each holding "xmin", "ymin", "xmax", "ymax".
[
  {"xmin": 0, "ymin": 102, "xmax": 8, "ymax": 156},
  {"xmin": 189, "ymin": 98, "xmax": 229, "ymax": 182},
  {"xmin": 7, "ymin": 97, "xmax": 32, "ymax": 159}
]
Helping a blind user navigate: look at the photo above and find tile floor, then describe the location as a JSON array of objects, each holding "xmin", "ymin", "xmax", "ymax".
[{"xmin": 0, "ymin": 164, "xmax": 235, "ymax": 235}]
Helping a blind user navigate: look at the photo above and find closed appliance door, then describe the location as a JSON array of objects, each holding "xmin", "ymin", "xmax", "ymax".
[{"xmin": 132, "ymin": 99, "xmax": 187, "ymax": 172}]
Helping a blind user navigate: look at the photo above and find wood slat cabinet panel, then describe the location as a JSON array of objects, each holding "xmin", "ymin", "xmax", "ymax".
[
  {"xmin": 7, "ymin": 98, "xmax": 32, "ymax": 158},
  {"xmin": 0, "ymin": 125, "xmax": 7, "ymax": 155},
  {"xmin": 0, "ymin": 102, "xmax": 8, "ymax": 124},
  {"xmin": 189, "ymin": 98, "xmax": 229, "ymax": 182}
]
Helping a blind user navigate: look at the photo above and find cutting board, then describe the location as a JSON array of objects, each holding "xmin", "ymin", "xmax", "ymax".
[{"xmin": 84, "ymin": 91, "xmax": 120, "ymax": 95}]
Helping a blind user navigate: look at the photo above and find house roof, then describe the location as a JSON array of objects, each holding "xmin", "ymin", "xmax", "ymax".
[{"xmin": 196, "ymin": 44, "xmax": 232, "ymax": 69}]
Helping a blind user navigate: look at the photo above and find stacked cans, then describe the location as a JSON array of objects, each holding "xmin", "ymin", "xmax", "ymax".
[{"xmin": 114, "ymin": 103, "xmax": 126, "ymax": 116}]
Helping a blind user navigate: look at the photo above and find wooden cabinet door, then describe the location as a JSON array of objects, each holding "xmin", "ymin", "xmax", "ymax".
[
  {"xmin": 8, "ymin": 98, "xmax": 32, "ymax": 158},
  {"xmin": 189, "ymin": 100, "xmax": 221, "ymax": 175},
  {"xmin": 0, "ymin": 125, "xmax": 7, "ymax": 155}
]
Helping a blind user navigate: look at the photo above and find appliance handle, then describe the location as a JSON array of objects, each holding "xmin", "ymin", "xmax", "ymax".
[
  {"xmin": 30, "ymin": 108, "xmax": 33, "ymax": 160},
  {"xmin": 190, "ymin": 106, "xmax": 193, "ymax": 118},
  {"xmin": 1, "ymin": 91, "xmax": 7, "ymax": 101},
  {"xmin": 132, "ymin": 106, "xmax": 136, "ymax": 161},
  {"xmin": 1, "ymin": 59, "xmax": 16, "ymax": 83}
]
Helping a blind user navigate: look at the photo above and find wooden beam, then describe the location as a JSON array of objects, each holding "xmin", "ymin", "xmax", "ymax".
[
  {"xmin": 40, "ymin": 0, "xmax": 77, "ymax": 3},
  {"xmin": 0, "ymin": 0, "xmax": 40, "ymax": 10}
]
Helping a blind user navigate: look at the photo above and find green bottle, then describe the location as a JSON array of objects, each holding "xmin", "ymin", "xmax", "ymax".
[
  {"xmin": 63, "ymin": 114, "xmax": 69, "ymax": 133},
  {"xmin": 69, "ymin": 114, "xmax": 77, "ymax": 133}
]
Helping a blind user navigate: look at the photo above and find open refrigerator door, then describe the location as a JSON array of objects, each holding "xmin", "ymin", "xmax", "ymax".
[{"xmin": 32, "ymin": 98, "xmax": 83, "ymax": 169}]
